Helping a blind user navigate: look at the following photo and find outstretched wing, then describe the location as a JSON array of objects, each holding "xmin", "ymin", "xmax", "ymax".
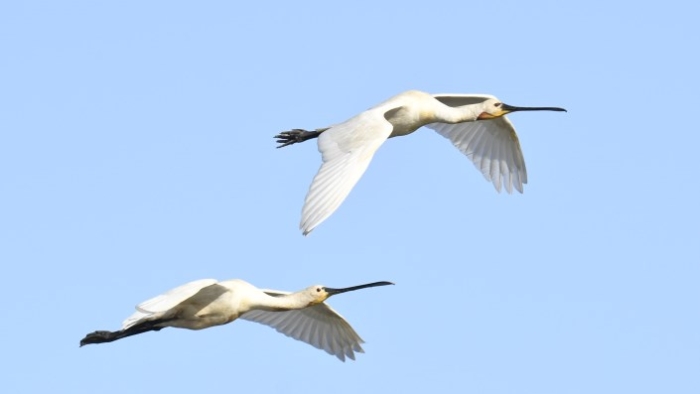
[
  {"xmin": 428, "ymin": 94, "xmax": 527, "ymax": 193},
  {"xmin": 122, "ymin": 279, "xmax": 218, "ymax": 329},
  {"xmin": 300, "ymin": 108, "xmax": 396, "ymax": 235},
  {"xmin": 240, "ymin": 290, "xmax": 365, "ymax": 361}
]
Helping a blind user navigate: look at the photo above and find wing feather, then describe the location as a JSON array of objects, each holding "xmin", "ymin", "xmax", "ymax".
[
  {"xmin": 432, "ymin": 94, "xmax": 494, "ymax": 107},
  {"xmin": 429, "ymin": 94, "xmax": 527, "ymax": 193},
  {"xmin": 300, "ymin": 109, "xmax": 395, "ymax": 235},
  {"xmin": 490, "ymin": 136, "xmax": 502, "ymax": 193},
  {"xmin": 427, "ymin": 117, "xmax": 527, "ymax": 194},
  {"xmin": 122, "ymin": 279, "xmax": 219, "ymax": 329},
  {"xmin": 240, "ymin": 291, "xmax": 365, "ymax": 361}
]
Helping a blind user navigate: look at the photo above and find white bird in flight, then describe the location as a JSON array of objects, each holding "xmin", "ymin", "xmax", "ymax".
[
  {"xmin": 275, "ymin": 90, "xmax": 566, "ymax": 235},
  {"xmin": 80, "ymin": 278, "xmax": 393, "ymax": 361}
]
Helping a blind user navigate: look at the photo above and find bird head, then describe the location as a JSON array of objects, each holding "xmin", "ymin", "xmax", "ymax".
[
  {"xmin": 477, "ymin": 98, "xmax": 567, "ymax": 120},
  {"xmin": 304, "ymin": 281, "xmax": 395, "ymax": 305},
  {"xmin": 304, "ymin": 285, "xmax": 331, "ymax": 305}
]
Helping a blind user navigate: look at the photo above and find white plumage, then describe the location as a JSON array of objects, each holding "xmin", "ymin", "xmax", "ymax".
[
  {"xmin": 241, "ymin": 290, "xmax": 364, "ymax": 361},
  {"xmin": 81, "ymin": 278, "xmax": 393, "ymax": 361},
  {"xmin": 428, "ymin": 115, "xmax": 526, "ymax": 194},
  {"xmin": 275, "ymin": 90, "xmax": 565, "ymax": 235}
]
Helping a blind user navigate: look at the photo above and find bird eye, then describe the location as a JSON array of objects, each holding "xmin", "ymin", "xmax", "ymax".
[
  {"xmin": 316, "ymin": 288, "xmax": 321, "ymax": 292},
  {"xmin": 494, "ymin": 103, "xmax": 502, "ymax": 107}
]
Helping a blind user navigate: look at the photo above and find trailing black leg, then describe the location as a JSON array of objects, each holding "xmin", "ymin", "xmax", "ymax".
[
  {"xmin": 79, "ymin": 319, "xmax": 168, "ymax": 347},
  {"xmin": 274, "ymin": 128, "xmax": 327, "ymax": 148}
]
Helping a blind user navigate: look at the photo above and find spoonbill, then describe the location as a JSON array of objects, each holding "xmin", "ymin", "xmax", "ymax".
[
  {"xmin": 275, "ymin": 90, "xmax": 566, "ymax": 235},
  {"xmin": 80, "ymin": 279, "xmax": 393, "ymax": 361}
]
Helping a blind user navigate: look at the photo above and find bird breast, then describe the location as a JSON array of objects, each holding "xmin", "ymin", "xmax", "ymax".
[{"xmin": 386, "ymin": 106, "xmax": 429, "ymax": 138}]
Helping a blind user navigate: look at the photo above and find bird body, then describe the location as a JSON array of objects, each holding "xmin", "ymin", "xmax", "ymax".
[
  {"xmin": 384, "ymin": 90, "xmax": 480, "ymax": 137},
  {"xmin": 275, "ymin": 90, "xmax": 566, "ymax": 235},
  {"xmin": 121, "ymin": 279, "xmax": 267, "ymax": 330},
  {"xmin": 81, "ymin": 278, "xmax": 393, "ymax": 361}
]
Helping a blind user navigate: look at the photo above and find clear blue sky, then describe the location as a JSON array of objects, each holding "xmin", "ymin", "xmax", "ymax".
[{"xmin": 2, "ymin": 1, "xmax": 698, "ymax": 393}]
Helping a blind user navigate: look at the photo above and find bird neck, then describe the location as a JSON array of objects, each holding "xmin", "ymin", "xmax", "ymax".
[
  {"xmin": 251, "ymin": 291, "xmax": 315, "ymax": 312},
  {"xmin": 433, "ymin": 103, "xmax": 481, "ymax": 124}
]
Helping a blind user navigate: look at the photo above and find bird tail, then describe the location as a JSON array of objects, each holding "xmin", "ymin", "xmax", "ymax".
[{"xmin": 79, "ymin": 319, "xmax": 167, "ymax": 347}]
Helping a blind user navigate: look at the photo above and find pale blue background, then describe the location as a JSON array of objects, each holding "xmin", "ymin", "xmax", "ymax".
[{"xmin": 2, "ymin": 1, "xmax": 698, "ymax": 393}]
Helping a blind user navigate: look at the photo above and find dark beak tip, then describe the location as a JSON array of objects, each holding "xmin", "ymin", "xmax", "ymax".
[
  {"xmin": 503, "ymin": 103, "xmax": 567, "ymax": 113},
  {"xmin": 325, "ymin": 280, "xmax": 395, "ymax": 295}
]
